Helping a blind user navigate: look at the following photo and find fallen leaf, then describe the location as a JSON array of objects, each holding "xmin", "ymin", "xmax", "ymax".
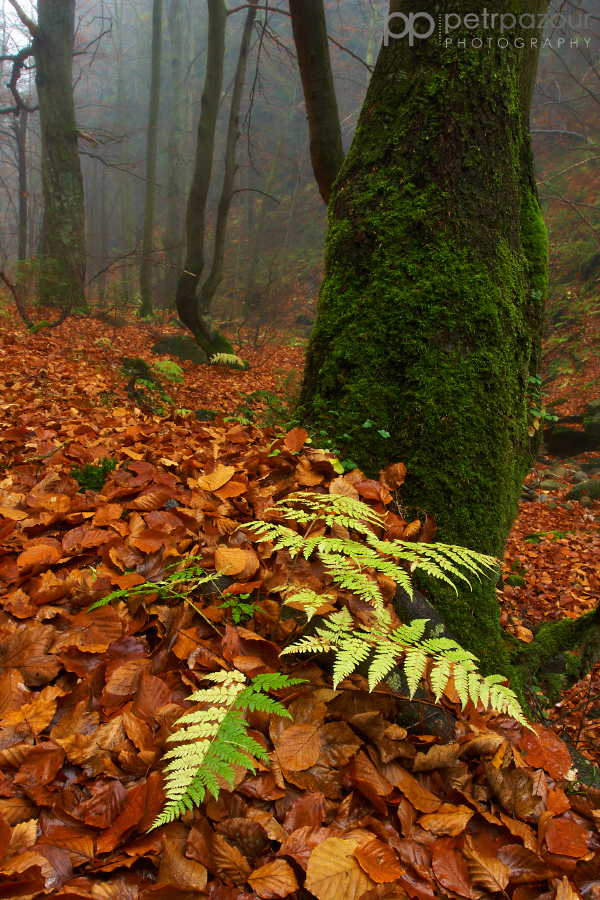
[
  {"xmin": 247, "ymin": 858, "xmax": 298, "ymax": 898},
  {"xmin": 305, "ymin": 837, "xmax": 375, "ymax": 900}
]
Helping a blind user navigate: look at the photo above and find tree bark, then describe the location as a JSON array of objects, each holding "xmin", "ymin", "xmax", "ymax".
[
  {"xmin": 300, "ymin": 0, "xmax": 550, "ymax": 676},
  {"xmin": 163, "ymin": 0, "xmax": 187, "ymax": 306},
  {"xmin": 14, "ymin": 109, "xmax": 28, "ymax": 264},
  {"xmin": 139, "ymin": 0, "xmax": 164, "ymax": 318},
  {"xmin": 288, "ymin": 0, "xmax": 344, "ymax": 205},
  {"xmin": 113, "ymin": 0, "xmax": 133, "ymax": 302},
  {"xmin": 175, "ymin": 0, "xmax": 234, "ymax": 356},
  {"xmin": 33, "ymin": 0, "xmax": 87, "ymax": 306},
  {"xmin": 196, "ymin": 0, "xmax": 258, "ymax": 332}
]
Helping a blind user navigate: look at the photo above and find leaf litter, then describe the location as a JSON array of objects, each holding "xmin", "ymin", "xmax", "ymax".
[{"xmin": 0, "ymin": 321, "xmax": 598, "ymax": 897}]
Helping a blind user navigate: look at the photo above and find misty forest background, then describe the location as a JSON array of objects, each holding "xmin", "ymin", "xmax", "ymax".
[{"xmin": 1, "ymin": 0, "xmax": 600, "ymax": 346}]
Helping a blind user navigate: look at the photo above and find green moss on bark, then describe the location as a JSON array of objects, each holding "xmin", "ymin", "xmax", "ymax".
[{"xmin": 300, "ymin": 10, "xmax": 548, "ymax": 670}]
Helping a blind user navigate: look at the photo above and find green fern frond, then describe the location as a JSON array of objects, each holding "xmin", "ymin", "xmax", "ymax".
[
  {"xmin": 151, "ymin": 671, "xmax": 303, "ymax": 829},
  {"xmin": 209, "ymin": 353, "xmax": 248, "ymax": 370}
]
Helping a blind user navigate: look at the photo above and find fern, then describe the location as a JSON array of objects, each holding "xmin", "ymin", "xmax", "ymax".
[
  {"xmin": 210, "ymin": 353, "xmax": 248, "ymax": 370},
  {"xmin": 248, "ymin": 492, "xmax": 527, "ymax": 726},
  {"xmin": 152, "ymin": 671, "xmax": 304, "ymax": 828}
]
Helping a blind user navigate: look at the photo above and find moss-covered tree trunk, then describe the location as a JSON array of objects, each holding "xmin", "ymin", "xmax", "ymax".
[
  {"xmin": 34, "ymin": 0, "xmax": 87, "ymax": 306},
  {"xmin": 300, "ymin": 0, "xmax": 550, "ymax": 676}
]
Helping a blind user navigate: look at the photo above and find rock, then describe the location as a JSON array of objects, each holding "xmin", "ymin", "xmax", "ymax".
[
  {"xmin": 544, "ymin": 425, "xmax": 598, "ymax": 455},
  {"xmin": 570, "ymin": 471, "xmax": 588, "ymax": 483},
  {"xmin": 585, "ymin": 398, "xmax": 600, "ymax": 416},
  {"xmin": 521, "ymin": 484, "xmax": 537, "ymax": 501},
  {"xmin": 539, "ymin": 494, "xmax": 549, "ymax": 504},
  {"xmin": 553, "ymin": 466, "xmax": 569, "ymax": 477},
  {"xmin": 580, "ymin": 496, "xmax": 593, "ymax": 508},
  {"xmin": 566, "ymin": 479, "xmax": 600, "ymax": 501},
  {"xmin": 150, "ymin": 335, "xmax": 208, "ymax": 365},
  {"xmin": 539, "ymin": 480, "xmax": 565, "ymax": 491},
  {"xmin": 555, "ymin": 414, "xmax": 584, "ymax": 425},
  {"xmin": 565, "ymin": 501, "xmax": 574, "ymax": 510},
  {"xmin": 583, "ymin": 412, "xmax": 600, "ymax": 440},
  {"xmin": 548, "ymin": 501, "xmax": 557, "ymax": 510}
]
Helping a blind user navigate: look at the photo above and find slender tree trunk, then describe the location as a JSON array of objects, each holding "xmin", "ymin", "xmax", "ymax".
[
  {"xmin": 196, "ymin": 0, "xmax": 258, "ymax": 329},
  {"xmin": 113, "ymin": 0, "xmax": 133, "ymax": 302},
  {"xmin": 34, "ymin": 0, "xmax": 87, "ymax": 306},
  {"xmin": 365, "ymin": 0, "xmax": 379, "ymax": 86},
  {"xmin": 163, "ymin": 0, "xmax": 186, "ymax": 306},
  {"xmin": 175, "ymin": 0, "xmax": 233, "ymax": 355},
  {"xmin": 15, "ymin": 109, "xmax": 28, "ymax": 263},
  {"xmin": 288, "ymin": 0, "xmax": 343, "ymax": 205},
  {"xmin": 276, "ymin": 148, "xmax": 305, "ymax": 298},
  {"xmin": 139, "ymin": 0, "xmax": 163, "ymax": 317},
  {"xmin": 98, "ymin": 165, "xmax": 107, "ymax": 302},
  {"xmin": 300, "ymin": 0, "xmax": 550, "ymax": 678}
]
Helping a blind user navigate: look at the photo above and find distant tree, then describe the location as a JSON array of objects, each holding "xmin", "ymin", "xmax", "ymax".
[{"xmin": 7, "ymin": 0, "xmax": 86, "ymax": 307}]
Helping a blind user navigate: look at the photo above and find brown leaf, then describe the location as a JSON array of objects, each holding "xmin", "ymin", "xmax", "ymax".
[
  {"xmin": 157, "ymin": 836, "xmax": 208, "ymax": 891},
  {"xmin": 283, "ymin": 792, "xmax": 327, "ymax": 832},
  {"xmin": 75, "ymin": 780, "xmax": 128, "ymax": 828},
  {"xmin": 418, "ymin": 803, "xmax": 474, "ymax": 836},
  {"xmin": 496, "ymin": 844, "xmax": 551, "ymax": 883},
  {"xmin": 196, "ymin": 465, "xmax": 236, "ymax": 491},
  {"xmin": 379, "ymin": 463, "xmax": 407, "ymax": 491},
  {"xmin": 391, "ymin": 765, "xmax": 441, "ymax": 813},
  {"xmin": 317, "ymin": 721, "xmax": 362, "ymax": 767},
  {"xmin": 283, "ymin": 428, "xmax": 308, "ymax": 453},
  {"xmin": 412, "ymin": 742, "xmax": 460, "ymax": 772},
  {"xmin": 215, "ymin": 547, "xmax": 254, "ymax": 577},
  {"xmin": 0, "ymin": 624, "xmax": 61, "ymax": 686},
  {"xmin": 305, "ymin": 837, "xmax": 376, "ymax": 900},
  {"xmin": 353, "ymin": 837, "xmax": 405, "ymax": 883},
  {"xmin": 14, "ymin": 742, "xmax": 65, "ymax": 788},
  {"xmin": 216, "ymin": 818, "xmax": 269, "ymax": 859},
  {"xmin": 519, "ymin": 725, "xmax": 572, "ymax": 780},
  {"xmin": 211, "ymin": 833, "xmax": 252, "ymax": 886},
  {"xmin": 463, "ymin": 834, "xmax": 510, "ymax": 891},
  {"xmin": 555, "ymin": 875, "xmax": 580, "ymax": 900},
  {"xmin": 431, "ymin": 847, "xmax": 476, "ymax": 899},
  {"xmin": 545, "ymin": 818, "xmax": 589, "ymax": 858},
  {"xmin": 17, "ymin": 544, "xmax": 62, "ymax": 569},
  {"xmin": 276, "ymin": 724, "xmax": 322, "ymax": 772},
  {"xmin": 247, "ymin": 859, "xmax": 298, "ymax": 899},
  {"xmin": 96, "ymin": 781, "xmax": 146, "ymax": 853}
]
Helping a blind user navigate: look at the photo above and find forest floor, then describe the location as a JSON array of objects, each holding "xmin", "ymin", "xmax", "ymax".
[{"xmin": 0, "ymin": 307, "xmax": 599, "ymax": 897}]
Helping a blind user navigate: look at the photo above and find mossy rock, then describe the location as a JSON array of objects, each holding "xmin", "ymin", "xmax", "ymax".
[
  {"xmin": 544, "ymin": 426, "xmax": 598, "ymax": 455},
  {"xmin": 151, "ymin": 336, "xmax": 208, "ymax": 365},
  {"xmin": 566, "ymin": 478, "xmax": 600, "ymax": 501},
  {"xmin": 585, "ymin": 398, "xmax": 600, "ymax": 416},
  {"xmin": 546, "ymin": 397, "xmax": 570, "ymax": 408},
  {"xmin": 539, "ymin": 480, "xmax": 565, "ymax": 491},
  {"xmin": 505, "ymin": 574, "xmax": 526, "ymax": 588},
  {"xmin": 584, "ymin": 413, "xmax": 600, "ymax": 440},
  {"xmin": 194, "ymin": 408, "xmax": 219, "ymax": 422}
]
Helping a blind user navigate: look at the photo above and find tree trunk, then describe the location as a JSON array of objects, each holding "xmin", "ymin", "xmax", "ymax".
[
  {"xmin": 139, "ymin": 0, "xmax": 163, "ymax": 318},
  {"xmin": 288, "ymin": 0, "xmax": 344, "ymax": 205},
  {"xmin": 163, "ymin": 0, "xmax": 187, "ymax": 307},
  {"xmin": 15, "ymin": 109, "xmax": 28, "ymax": 263},
  {"xmin": 175, "ymin": 0, "xmax": 234, "ymax": 356},
  {"xmin": 197, "ymin": 0, "xmax": 258, "ymax": 328},
  {"xmin": 34, "ymin": 0, "xmax": 86, "ymax": 307},
  {"xmin": 113, "ymin": 0, "xmax": 133, "ymax": 302},
  {"xmin": 300, "ymin": 0, "xmax": 550, "ymax": 678}
]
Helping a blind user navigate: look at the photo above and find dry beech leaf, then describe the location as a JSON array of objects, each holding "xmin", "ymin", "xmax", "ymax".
[
  {"xmin": 432, "ymin": 847, "xmax": 476, "ymax": 899},
  {"xmin": 196, "ymin": 465, "xmax": 236, "ymax": 491},
  {"xmin": 556, "ymin": 875, "xmax": 580, "ymax": 900},
  {"xmin": 215, "ymin": 547, "xmax": 251, "ymax": 577},
  {"xmin": 353, "ymin": 837, "xmax": 405, "ymax": 883},
  {"xmin": 305, "ymin": 837, "xmax": 376, "ymax": 900},
  {"xmin": 212, "ymin": 833, "xmax": 252, "ymax": 886},
  {"xmin": 418, "ymin": 803, "xmax": 474, "ymax": 836},
  {"xmin": 463, "ymin": 834, "xmax": 510, "ymax": 891},
  {"xmin": 157, "ymin": 836, "xmax": 208, "ymax": 891},
  {"xmin": 412, "ymin": 742, "xmax": 460, "ymax": 772},
  {"xmin": 247, "ymin": 859, "xmax": 298, "ymax": 899},
  {"xmin": 276, "ymin": 724, "xmax": 322, "ymax": 772},
  {"xmin": 283, "ymin": 428, "xmax": 308, "ymax": 453},
  {"xmin": 392, "ymin": 765, "xmax": 441, "ymax": 813},
  {"xmin": 545, "ymin": 818, "xmax": 589, "ymax": 858}
]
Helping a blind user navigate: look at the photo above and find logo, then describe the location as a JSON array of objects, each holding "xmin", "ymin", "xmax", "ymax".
[{"xmin": 384, "ymin": 12, "xmax": 435, "ymax": 46}]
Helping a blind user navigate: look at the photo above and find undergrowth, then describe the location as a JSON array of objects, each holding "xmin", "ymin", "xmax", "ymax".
[
  {"xmin": 88, "ymin": 490, "xmax": 528, "ymax": 827},
  {"xmin": 70, "ymin": 458, "xmax": 118, "ymax": 492}
]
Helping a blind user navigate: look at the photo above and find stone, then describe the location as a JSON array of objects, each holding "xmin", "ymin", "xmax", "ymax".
[
  {"xmin": 583, "ymin": 412, "xmax": 600, "ymax": 440},
  {"xmin": 194, "ymin": 408, "xmax": 219, "ymax": 422},
  {"xmin": 544, "ymin": 425, "xmax": 598, "ymax": 455},
  {"xmin": 585, "ymin": 398, "xmax": 600, "ymax": 416},
  {"xmin": 548, "ymin": 501, "xmax": 557, "ymax": 510},
  {"xmin": 565, "ymin": 479, "xmax": 600, "ymax": 501},
  {"xmin": 150, "ymin": 335, "xmax": 208, "ymax": 365},
  {"xmin": 553, "ymin": 466, "xmax": 569, "ymax": 477},
  {"xmin": 580, "ymin": 496, "xmax": 593, "ymax": 508},
  {"xmin": 539, "ymin": 480, "xmax": 565, "ymax": 491}
]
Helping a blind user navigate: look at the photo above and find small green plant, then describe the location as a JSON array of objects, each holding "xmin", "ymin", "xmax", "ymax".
[
  {"xmin": 71, "ymin": 458, "xmax": 118, "ymax": 492},
  {"xmin": 150, "ymin": 359, "xmax": 184, "ymax": 383},
  {"xmin": 151, "ymin": 671, "xmax": 303, "ymax": 828},
  {"xmin": 218, "ymin": 593, "xmax": 256, "ymax": 624},
  {"xmin": 527, "ymin": 373, "xmax": 558, "ymax": 436},
  {"xmin": 210, "ymin": 353, "xmax": 249, "ymax": 371}
]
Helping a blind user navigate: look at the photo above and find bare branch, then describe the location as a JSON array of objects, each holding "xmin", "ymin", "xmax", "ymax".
[{"xmin": 6, "ymin": 0, "xmax": 39, "ymax": 37}]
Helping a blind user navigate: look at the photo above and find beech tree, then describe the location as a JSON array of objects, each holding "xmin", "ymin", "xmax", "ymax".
[
  {"xmin": 8, "ymin": 0, "xmax": 86, "ymax": 307},
  {"xmin": 298, "ymin": 0, "xmax": 600, "ymax": 695}
]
